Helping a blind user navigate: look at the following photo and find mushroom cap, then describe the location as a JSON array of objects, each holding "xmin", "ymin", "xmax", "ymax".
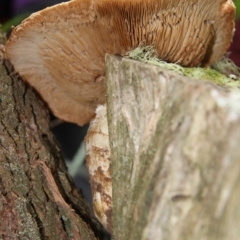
[{"xmin": 5, "ymin": 0, "xmax": 235, "ymax": 125}]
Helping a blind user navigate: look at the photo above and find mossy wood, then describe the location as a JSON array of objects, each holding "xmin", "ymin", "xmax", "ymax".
[
  {"xmin": 106, "ymin": 55, "xmax": 240, "ymax": 240},
  {"xmin": 0, "ymin": 57, "xmax": 105, "ymax": 239}
]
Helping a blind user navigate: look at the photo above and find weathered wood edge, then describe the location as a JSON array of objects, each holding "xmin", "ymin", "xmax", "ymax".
[{"xmin": 106, "ymin": 54, "xmax": 240, "ymax": 240}]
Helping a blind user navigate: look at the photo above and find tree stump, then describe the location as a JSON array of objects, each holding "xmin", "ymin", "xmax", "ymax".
[{"xmin": 106, "ymin": 55, "xmax": 240, "ymax": 240}]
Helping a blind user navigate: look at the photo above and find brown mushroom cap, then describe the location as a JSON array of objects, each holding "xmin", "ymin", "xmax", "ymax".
[{"xmin": 5, "ymin": 0, "xmax": 235, "ymax": 125}]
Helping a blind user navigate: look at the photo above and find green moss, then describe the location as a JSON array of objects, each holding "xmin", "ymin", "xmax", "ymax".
[
  {"xmin": 128, "ymin": 46, "xmax": 240, "ymax": 88},
  {"xmin": 0, "ymin": 31, "xmax": 6, "ymax": 45},
  {"xmin": 0, "ymin": 13, "xmax": 30, "ymax": 33}
]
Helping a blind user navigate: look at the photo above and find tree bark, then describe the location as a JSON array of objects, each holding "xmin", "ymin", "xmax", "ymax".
[
  {"xmin": 106, "ymin": 55, "xmax": 240, "ymax": 240},
  {"xmin": 0, "ymin": 54, "xmax": 105, "ymax": 239}
]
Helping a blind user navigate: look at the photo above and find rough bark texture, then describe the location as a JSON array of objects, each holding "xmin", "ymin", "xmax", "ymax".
[
  {"xmin": 0, "ymin": 55, "xmax": 105, "ymax": 239},
  {"xmin": 106, "ymin": 55, "xmax": 240, "ymax": 240}
]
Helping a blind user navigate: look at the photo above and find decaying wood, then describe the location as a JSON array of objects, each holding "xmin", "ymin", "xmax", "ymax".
[
  {"xmin": 0, "ymin": 54, "xmax": 105, "ymax": 239},
  {"xmin": 106, "ymin": 55, "xmax": 240, "ymax": 240},
  {"xmin": 85, "ymin": 105, "xmax": 112, "ymax": 233}
]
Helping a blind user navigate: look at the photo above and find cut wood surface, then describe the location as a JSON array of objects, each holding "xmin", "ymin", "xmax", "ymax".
[{"xmin": 106, "ymin": 55, "xmax": 240, "ymax": 240}]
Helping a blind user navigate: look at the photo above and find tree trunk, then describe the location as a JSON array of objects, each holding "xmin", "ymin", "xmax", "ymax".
[
  {"xmin": 0, "ymin": 53, "xmax": 105, "ymax": 239},
  {"xmin": 106, "ymin": 55, "xmax": 240, "ymax": 240}
]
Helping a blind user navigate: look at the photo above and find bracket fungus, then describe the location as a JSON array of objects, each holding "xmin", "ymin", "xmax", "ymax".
[
  {"xmin": 5, "ymin": 0, "xmax": 235, "ymax": 126},
  {"xmin": 5, "ymin": 0, "xmax": 235, "ymax": 234}
]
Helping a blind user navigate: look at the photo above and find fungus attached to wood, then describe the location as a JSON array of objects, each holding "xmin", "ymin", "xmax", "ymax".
[
  {"xmin": 5, "ymin": 0, "xmax": 235, "ymax": 125},
  {"xmin": 5, "ymin": 0, "xmax": 236, "ymax": 234}
]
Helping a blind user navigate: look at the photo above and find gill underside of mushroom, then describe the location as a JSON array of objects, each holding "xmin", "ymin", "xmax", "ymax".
[{"xmin": 5, "ymin": 0, "xmax": 235, "ymax": 126}]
